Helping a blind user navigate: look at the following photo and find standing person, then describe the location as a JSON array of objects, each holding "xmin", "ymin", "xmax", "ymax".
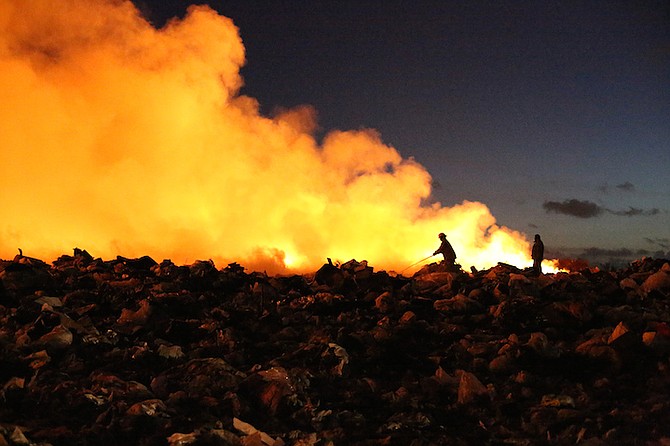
[
  {"xmin": 434, "ymin": 233, "xmax": 457, "ymax": 269},
  {"xmin": 532, "ymin": 234, "xmax": 544, "ymax": 275}
]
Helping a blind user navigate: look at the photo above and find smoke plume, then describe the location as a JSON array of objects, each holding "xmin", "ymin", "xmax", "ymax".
[{"xmin": 0, "ymin": 0, "xmax": 536, "ymax": 273}]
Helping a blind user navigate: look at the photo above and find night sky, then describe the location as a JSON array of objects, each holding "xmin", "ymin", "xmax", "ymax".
[{"xmin": 134, "ymin": 0, "xmax": 669, "ymax": 265}]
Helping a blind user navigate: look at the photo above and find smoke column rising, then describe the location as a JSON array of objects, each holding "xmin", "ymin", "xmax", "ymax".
[{"xmin": 0, "ymin": 0, "xmax": 537, "ymax": 273}]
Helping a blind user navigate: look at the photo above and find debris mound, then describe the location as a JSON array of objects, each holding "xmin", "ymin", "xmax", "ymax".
[{"xmin": 1, "ymin": 251, "xmax": 670, "ymax": 445}]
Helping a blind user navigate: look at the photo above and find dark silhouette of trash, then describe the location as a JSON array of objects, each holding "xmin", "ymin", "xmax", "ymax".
[{"xmin": 0, "ymin": 251, "xmax": 669, "ymax": 445}]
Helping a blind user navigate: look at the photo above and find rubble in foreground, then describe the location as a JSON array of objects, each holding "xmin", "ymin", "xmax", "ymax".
[{"xmin": 1, "ymin": 250, "xmax": 670, "ymax": 445}]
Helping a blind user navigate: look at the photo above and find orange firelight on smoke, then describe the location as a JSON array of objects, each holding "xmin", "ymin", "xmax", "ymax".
[{"xmin": 0, "ymin": 0, "xmax": 553, "ymax": 274}]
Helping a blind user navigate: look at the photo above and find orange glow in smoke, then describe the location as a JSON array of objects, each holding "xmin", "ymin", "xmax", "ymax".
[{"xmin": 0, "ymin": 1, "xmax": 555, "ymax": 274}]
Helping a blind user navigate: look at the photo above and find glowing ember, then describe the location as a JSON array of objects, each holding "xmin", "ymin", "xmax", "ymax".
[{"xmin": 0, "ymin": 0, "xmax": 555, "ymax": 274}]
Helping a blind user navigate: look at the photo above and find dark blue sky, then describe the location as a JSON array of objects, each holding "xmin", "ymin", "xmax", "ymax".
[{"xmin": 135, "ymin": 0, "xmax": 670, "ymax": 263}]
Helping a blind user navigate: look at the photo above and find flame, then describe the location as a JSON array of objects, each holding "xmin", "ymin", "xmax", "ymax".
[{"xmin": 0, "ymin": 1, "xmax": 551, "ymax": 274}]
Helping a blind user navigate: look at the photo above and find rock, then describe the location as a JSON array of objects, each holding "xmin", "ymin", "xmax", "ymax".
[
  {"xmin": 157, "ymin": 343, "xmax": 185, "ymax": 359},
  {"xmin": 116, "ymin": 299, "xmax": 152, "ymax": 328},
  {"xmin": 9, "ymin": 427, "xmax": 29, "ymax": 446},
  {"xmin": 233, "ymin": 417, "xmax": 284, "ymax": 446},
  {"xmin": 340, "ymin": 259, "xmax": 373, "ymax": 282},
  {"xmin": 412, "ymin": 272, "xmax": 457, "ymax": 294},
  {"xmin": 36, "ymin": 325, "xmax": 73, "ymax": 350},
  {"xmin": 607, "ymin": 321, "xmax": 638, "ymax": 349},
  {"xmin": 641, "ymin": 266, "xmax": 670, "ymax": 294},
  {"xmin": 489, "ymin": 354, "xmax": 516, "ymax": 374},
  {"xmin": 525, "ymin": 331, "xmax": 546, "ymax": 351},
  {"xmin": 540, "ymin": 394, "xmax": 576, "ymax": 408},
  {"xmin": 575, "ymin": 337, "xmax": 621, "ymax": 370},
  {"xmin": 126, "ymin": 399, "xmax": 168, "ymax": 416},
  {"xmin": 433, "ymin": 294, "xmax": 483, "ymax": 314},
  {"xmin": 398, "ymin": 310, "xmax": 416, "ymax": 324},
  {"xmin": 642, "ymin": 323, "xmax": 670, "ymax": 354},
  {"xmin": 374, "ymin": 291, "xmax": 394, "ymax": 313},
  {"xmin": 0, "ymin": 259, "xmax": 53, "ymax": 293},
  {"xmin": 166, "ymin": 432, "xmax": 198, "ymax": 445},
  {"xmin": 314, "ymin": 260, "xmax": 344, "ymax": 288},
  {"xmin": 457, "ymin": 370, "xmax": 489, "ymax": 404}
]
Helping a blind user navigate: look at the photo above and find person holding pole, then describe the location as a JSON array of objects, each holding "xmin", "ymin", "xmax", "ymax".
[{"xmin": 434, "ymin": 233, "xmax": 457, "ymax": 270}]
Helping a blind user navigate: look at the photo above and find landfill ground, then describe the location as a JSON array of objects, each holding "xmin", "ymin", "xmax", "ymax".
[{"xmin": 1, "ymin": 250, "xmax": 670, "ymax": 445}]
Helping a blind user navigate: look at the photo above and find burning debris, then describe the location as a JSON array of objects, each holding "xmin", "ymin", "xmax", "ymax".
[{"xmin": 1, "ymin": 250, "xmax": 670, "ymax": 445}]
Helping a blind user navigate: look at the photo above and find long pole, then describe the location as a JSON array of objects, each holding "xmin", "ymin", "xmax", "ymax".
[{"xmin": 400, "ymin": 254, "xmax": 436, "ymax": 274}]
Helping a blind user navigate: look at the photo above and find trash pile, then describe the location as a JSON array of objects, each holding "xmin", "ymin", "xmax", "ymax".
[{"xmin": 1, "ymin": 249, "xmax": 670, "ymax": 445}]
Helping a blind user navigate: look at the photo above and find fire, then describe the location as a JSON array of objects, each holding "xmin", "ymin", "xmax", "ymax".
[{"xmin": 0, "ymin": 0, "xmax": 551, "ymax": 274}]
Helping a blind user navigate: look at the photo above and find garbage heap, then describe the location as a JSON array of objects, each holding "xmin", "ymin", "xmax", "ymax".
[{"xmin": 1, "ymin": 250, "xmax": 670, "ymax": 446}]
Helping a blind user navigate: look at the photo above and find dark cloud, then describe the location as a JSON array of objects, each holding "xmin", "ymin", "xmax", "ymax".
[
  {"xmin": 543, "ymin": 199, "xmax": 661, "ymax": 218},
  {"xmin": 543, "ymin": 199, "xmax": 603, "ymax": 218},
  {"xmin": 598, "ymin": 181, "xmax": 636, "ymax": 194},
  {"xmin": 616, "ymin": 181, "xmax": 635, "ymax": 192},
  {"xmin": 528, "ymin": 223, "xmax": 538, "ymax": 229},
  {"xmin": 610, "ymin": 207, "xmax": 660, "ymax": 217}
]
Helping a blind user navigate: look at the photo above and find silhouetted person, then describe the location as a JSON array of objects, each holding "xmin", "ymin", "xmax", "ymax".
[
  {"xmin": 434, "ymin": 232, "xmax": 457, "ymax": 269},
  {"xmin": 532, "ymin": 234, "xmax": 544, "ymax": 275}
]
